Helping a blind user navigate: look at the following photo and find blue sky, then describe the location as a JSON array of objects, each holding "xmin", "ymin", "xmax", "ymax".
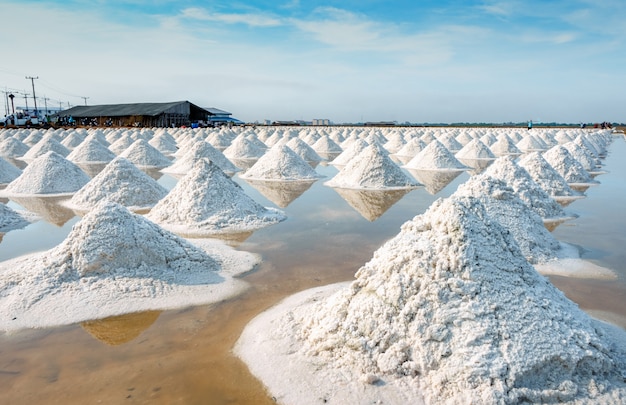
[{"xmin": 1, "ymin": 0, "xmax": 624, "ymax": 123}]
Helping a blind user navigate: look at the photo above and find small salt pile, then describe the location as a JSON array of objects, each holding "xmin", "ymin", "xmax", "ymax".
[
  {"xmin": 66, "ymin": 136, "xmax": 117, "ymax": 164},
  {"xmin": 516, "ymin": 134, "xmax": 548, "ymax": 152},
  {"xmin": 21, "ymin": 133, "xmax": 70, "ymax": 161},
  {"xmin": 66, "ymin": 157, "xmax": 167, "ymax": 212},
  {"xmin": 325, "ymin": 144, "xmax": 420, "ymax": 190},
  {"xmin": 454, "ymin": 138, "xmax": 496, "ymax": 160},
  {"xmin": 489, "ymin": 134, "xmax": 522, "ymax": 157},
  {"xmin": 403, "ymin": 140, "xmax": 467, "ymax": 171},
  {"xmin": 311, "ymin": 134, "xmax": 343, "ymax": 154},
  {"xmin": 330, "ymin": 138, "xmax": 369, "ymax": 166},
  {"xmin": 482, "ymin": 155, "xmax": 567, "ymax": 221},
  {"xmin": 0, "ymin": 137, "xmax": 30, "ymax": 158},
  {"xmin": 542, "ymin": 145, "xmax": 597, "ymax": 186},
  {"xmin": 22, "ymin": 130, "xmax": 44, "ymax": 146},
  {"xmin": 223, "ymin": 135, "xmax": 266, "ymax": 160},
  {"xmin": 563, "ymin": 141, "xmax": 600, "ymax": 172},
  {"xmin": 147, "ymin": 159, "xmax": 286, "ymax": 235},
  {"xmin": 60, "ymin": 131, "xmax": 86, "ymax": 149},
  {"xmin": 437, "ymin": 133, "xmax": 463, "ymax": 152},
  {"xmin": 239, "ymin": 144, "xmax": 323, "ymax": 181},
  {"xmin": 394, "ymin": 138, "xmax": 426, "ymax": 158},
  {"xmin": 285, "ymin": 137, "xmax": 323, "ymax": 164},
  {"xmin": 163, "ymin": 141, "xmax": 238, "ymax": 175},
  {"xmin": 2, "ymin": 151, "xmax": 90, "ymax": 196},
  {"xmin": 108, "ymin": 133, "xmax": 136, "ymax": 155},
  {"xmin": 119, "ymin": 139, "xmax": 172, "ymax": 168},
  {"xmin": 517, "ymin": 152, "xmax": 583, "ymax": 201},
  {"xmin": 0, "ymin": 157, "xmax": 21, "ymax": 184},
  {"xmin": 0, "ymin": 202, "xmax": 35, "ymax": 232},
  {"xmin": 452, "ymin": 175, "xmax": 561, "ymax": 263}
]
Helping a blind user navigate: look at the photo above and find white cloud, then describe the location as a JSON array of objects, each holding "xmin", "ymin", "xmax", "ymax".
[{"xmin": 180, "ymin": 7, "xmax": 283, "ymax": 27}]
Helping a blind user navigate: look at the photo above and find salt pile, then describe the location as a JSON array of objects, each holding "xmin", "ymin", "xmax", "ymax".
[
  {"xmin": 0, "ymin": 202, "xmax": 36, "ymax": 232},
  {"xmin": 162, "ymin": 141, "xmax": 238, "ymax": 175},
  {"xmin": 119, "ymin": 139, "xmax": 171, "ymax": 168},
  {"xmin": 482, "ymin": 156, "xmax": 568, "ymax": 221},
  {"xmin": 0, "ymin": 137, "xmax": 29, "ymax": 158},
  {"xmin": 108, "ymin": 133, "xmax": 136, "ymax": 155},
  {"xmin": 285, "ymin": 137, "xmax": 323, "ymax": 164},
  {"xmin": 147, "ymin": 159, "xmax": 286, "ymax": 235},
  {"xmin": 148, "ymin": 132, "xmax": 178, "ymax": 155},
  {"xmin": 454, "ymin": 138, "xmax": 496, "ymax": 160},
  {"xmin": 0, "ymin": 157, "xmax": 21, "ymax": 184},
  {"xmin": 325, "ymin": 144, "xmax": 420, "ymax": 190},
  {"xmin": 452, "ymin": 175, "xmax": 561, "ymax": 264},
  {"xmin": 0, "ymin": 201, "xmax": 260, "ymax": 332},
  {"xmin": 330, "ymin": 138, "xmax": 369, "ymax": 166},
  {"xmin": 223, "ymin": 135, "xmax": 266, "ymax": 160},
  {"xmin": 311, "ymin": 134, "xmax": 343, "ymax": 154},
  {"xmin": 563, "ymin": 141, "xmax": 600, "ymax": 172},
  {"xmin": 403, "ymin": 140, "xmax": 467, "ymax": 171},
  {"xmin": 65, "ymin": 157, "xmax": 168, "ymax": 212},
  {"xmin": 543, "ymin": 145, "xmax": 597, "ymax": 186},
  {"xmin": 60, "ymin": 130, "xmax": 86, "ymax": 149},
  {"xmin": 21, "ymin": 134, "xmax": 70, "ymax": 161},
  {"xmin": 489, "ymin": 134, "xmax": 522, "ymax": 157},
  {"xmin": 516, "ymin": 134, "xmax": 548, "ymax": 152},
  {"xmin": 394, "ymin": 138, "xmax": 425, "ymax": 158},
  {"xmin": 517, "ymin": 152, "xmax": 583, "ymax": 201},
  {"xmin": 239, "ymin": 144, "xmax": 323, "ymax": 181},
  {"xmin": 66, "ymin": 136, "xmax": 117, "ymax": 164},
  {"xmin": 2, "ymin": 151, "xmax": 90, "ymax": 196},
  {"xmin": 436, "ymin": 133, "xmax": 463, "ymax": 152},
  {"xmin": 236, "ymin": 196, "xmax": 626, "ymax": 405}
]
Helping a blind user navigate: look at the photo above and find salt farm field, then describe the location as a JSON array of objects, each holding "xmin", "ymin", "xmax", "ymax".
[{"xmin": 0, "ymin": 127, "xmax": 624, "ymax": 404}]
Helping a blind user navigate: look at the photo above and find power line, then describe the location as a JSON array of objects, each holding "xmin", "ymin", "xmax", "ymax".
[{"xmin": 26, "ymin": 76, "xmax": 39, "ymax": 116}]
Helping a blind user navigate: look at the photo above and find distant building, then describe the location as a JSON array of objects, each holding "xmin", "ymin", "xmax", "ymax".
[
  {"xmin": 204, "ymin": 107, "xmax": 243, "ymax": 125},
  {"xmin": 312, "ymin": 119, "xmax": 331, "ymax": 126}
]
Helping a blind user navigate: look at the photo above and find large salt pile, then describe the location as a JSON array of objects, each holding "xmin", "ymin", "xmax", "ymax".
[
  {"xmin": 0, "ymin": 201, "xmax": 260, "ymax": 332},
  {"xmin": 21, "ymin": 133, "xmax": 70, "ymax": 161},
  {"xmin": 325, "ymin": 144, "xmax": 420, "ymax": 190},
  {"xmin": 0, "ymin": 157, "xmax": 21, "ymax": 184},
  {"xmin": 403, "ymin": 140, "xmax": 467, "ymax": 171},
  {"xmin": 452, "ymin": 175, "xmax": 562, "ymax": 263},
  {"xmin": 543, "ymin": 145, "xmax": 597, "ymax": 186},
  {"xmin": 147, "ymin": 159, "xmax": 286, "ymax": 235},
  {"xmin": 239, "ymin": 144, "xmax": 323, "ymax": 181},
  {"xmin": 563, "ymin": 141, "xmax": 600, "ymax": 173},
  {"xmin": 2, "ymin": 151, "xmax": 90, "ymax": 196},
  {"xmin": 162, "ymin": 141, "xmax": 238, "ymax": 176},
  {"xmin": 66, "ymin": 136, "xmax": 117, "ymax": 164},
  {"xmin": 0, "ymin": 202, "xmax": 37, "ymax": 232},
  {"xmin": 236, "ymin": 196, "xmax": 626, "ymax": 405},
  {"xmin": 0, "ymin": 137, "xmax": 29, "ymax": 158},
  {"xmin": 223, "ymin": 135, "xmax": 266, "ymax": 160},
  {"xmin": 517, "ymin": 152, "xmax": 583, "ymax": 202},
  {"xmin": 330, "ymin": 138, "xmax": 369, "ymax": 166},
  {"xmin": 482, "ymin": 155, "xmax": 568, "ymax": 222},
  {"xmin": 119, "ymin": 139, "xmax": 171, "ymax": 168},
  {"xmin": 285, "ymin": 137, "xmax": 323, "ymax": 164},
  {"xmin": 66, "ymin": 157, "xmax": 168, "ymax": 212}
]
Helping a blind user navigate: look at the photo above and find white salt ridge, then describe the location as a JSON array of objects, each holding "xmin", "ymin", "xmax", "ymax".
[
  {"xmin": 237, "ymin": 196, "xmax": 626, "ymax": 405},
  {"xmin": 483, "ymin": 155, "xmax": 568, "ymax": 221},
  {"xmin": 285, "ymin": 137, "xmax": 323, "ymax": 163},
  {"xmin": 0, "ymin": 201, "xmax": 260, "ymax": 332},
  {"xmin": 66, "ymin": 136, "xmax": 117, "ymax": 164},
  {"xmin": 223, "ymin": 135, "xmax": 266, "ymax": 160},
  {"xmin": 147, "ymin": 159, "xmax": 286, "ymax": 235},
  {"xmin": 119, "ymin": 139, "xmax": 171, "ymax": 168},
  {"xmin": 21, "ymin": 134, "xmax": 70, "ymax": 161},
  {"xmin": 240, "ymin": 144, "xmax": 323, "ymax": 181},
  {"xmin": 163, "ymin": 141, "xmax": 238, "ymax": 175},
  {"xmin": 403, "ymin": 140, "xmax": 467, "ymax": 171},
  {"xmin": 66, "ymin": 157, "xmax": 168, "ymax": 212},
  {"xmin": 0, "ymin": 203, "xmax": 37, "ymax": 232},
  {"xmin": 325, "ymin": 144, "xmax": 420, "ymax": 190},
  {"xmin": 453, "ymin": 175, "xmax": 562, "ymax": 264},
  {"xmin": 0, "ymin": 157, "xmax": 21, "ymax": 184},
  {"xmin": 454, "ymin": 138, "xmax": 496, "ymax": 160},
  {"xmin": 543, "ymin": 145, "xmax": 597, "ymax": 185},
  {"xmin": 2, "ymin": 151, "xmax": 90, "ymax": 196},
  {"xmin": 517, "ymin": 152, "xmax": 583, "ymax": 200},
  {"xmin": 0, "ymin": 137, "xmax": 30, "ymax": 158},
  {"xmin": 330, "ymin": 138, "xmax": 369, "ymax": 166}
]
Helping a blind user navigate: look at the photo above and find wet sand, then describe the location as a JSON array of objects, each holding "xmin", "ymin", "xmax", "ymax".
[{"xmin": 0, "ymin": 136, "xmax": 625, "ymax": 404}]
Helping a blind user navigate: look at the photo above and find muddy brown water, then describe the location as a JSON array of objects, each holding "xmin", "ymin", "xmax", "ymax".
[{"xmin": 1, "ymin": 135, "xmax": 625, "ymax": 404}]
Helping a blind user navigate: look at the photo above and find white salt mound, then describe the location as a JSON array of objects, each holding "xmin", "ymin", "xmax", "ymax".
[
  {"xmin": 394, "ymin": 138, "xmax": 426, "ymax": 158},
  {"xmin": 0, "ymin": 137, "xmax": 30, "ymax": 158},
  {"xmin": 0, "ymin": 201, "xmax": 260, "ymax": 332},
  {"xmin": 163, "ymin": 141, "xmax": 238, "ymax": 175},
  {"xmin": 403, "ymin": 140, "xmax": 467, "ymax": 171},
  {"xmin": 330, "ymin": 138, "xmax": 369, "ymax": 166},
  {"xmin": 543, "ymin": 145, "xmax": 597, "ymax": 185},
  {"xmin": 66, "ymin": 157, "xmax": 168, "ymax": 212},
  {"xmin": 2, "ymin": 151, "xmax": 90, "ymax": 196},
  {"xmin": 21, "ymin": 134, "xmax": 70, "ymax": 161},
  {"xmin": 0, "ymin": 157, "xmax": 21, "ymax": 184},
  {"xmin": 147, "ymin": 159, "xmax": 286, "ymax": 235},
  {"xmin": 311, "ymin": 134, "xmax": 343, "ymax": 153},
  {"xmin": 66, "ymin": 136, "xmax": 117, "ymax": 164},
  {"xmin": 489, "ymin": 134, "xmax": 522, "ymax": 157},
  {"xmin": 119, "ymin": 139, "xmax": 172, "ymax": 168},
  {"xmin": 237, "ymin": 196, "xmax": 626, "ymax": 405},
  {"xmin": 240, "ymin": 144, "xmax": 323, "ymax": 181},
  {"xmin": 223, "ymin": 135, "xmax": 266, "ymax": 160},
  {"xmin": 454, "ymin": 138, "xmax": 495, "ymax": 160},
  {"xmin": 285, "ymin": 137, "xmax": 323, "ymax": 163},
  {"xmin": 325, "ymin": 144, "xmax": 420, "ymax": 190},
  {"xmin": 517, "ymin": 152, "xmax": 582, "ymax": 199}
]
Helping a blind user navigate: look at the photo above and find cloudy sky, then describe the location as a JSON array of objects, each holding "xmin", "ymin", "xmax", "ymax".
[{"xmin": 1, "ymin": 0, "xmax": 624, "ymax": 123}]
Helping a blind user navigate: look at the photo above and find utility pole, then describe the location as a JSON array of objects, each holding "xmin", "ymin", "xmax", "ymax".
[
  {"xmin": 26, "ymin": 76, "xmax": 39, "ymax": 117},
  {"xmin": 81, "ymin": 96, "xmax": 89, "ymax": 105},
  {"xmin": 42, "ymin": 96, "xmax": 50, "ymax": 114},
  {"xmin": 20, "ymin": 92, "xmax": 30, "ymax": 113}
]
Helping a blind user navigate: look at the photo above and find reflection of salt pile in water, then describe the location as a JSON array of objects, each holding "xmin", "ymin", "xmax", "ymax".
[
  {"xmin": 326, "ymin": 144, "xmax": 419, "ymax": 190},
  {"xmin": 543, "ymin": 145, "xmax": 597, "ymax": 186},
  {"xmin": 119, "ymin": 139, "xmax": 171, "ymax": 169},
  {"xmin": 333, "ymin": 188, "xmax": 411, "ymax": 221},
  {"xmin": 240, "ymin": 144, "xmax": 322, "ymax": 181},
  {"xmin": 147, "ymin": 159, "xmax": 286, "ymax": 235},
  {"xmin": 66, "ymin": 157, "xmax": 168, "ymax": 212},
  {"xmin": 0, "ymin": 202, "xmax": 36, "ymax": 232},
  {"xmin": 517, "ymin": 152, "xmax": 584, "ymax": 202},
  {"xmin": 0, "ymin": 201, "xmax": 260, "ymax": 332},
  {"xmin": 0, "ymin": 137, "xmax": 29, "ymax": 158},
  {"xmin": 403, "ymin": 140, "xmax": 467, "ymax": 171},
  {"xmin": 482, "ymin": 155, "xmax": 568, "ymax": 222},
  {"xmin": 330, "ymin": 139, "xmax": 369, "ymax": 166},
  {"xmin": 244, "ymin": 179, "xmax": 314, "ymax": 208},
  {"xmin": 162, "ymin": 141, "xmax": 238, "ymax": 176},
  {"xmin": 66, "ymin": 135, "xmax": 117, "ymax": 164},
  {"xmin": 407, "ymin": 169, "xmax": 463, "ymax": 195},
  {"xmin": 81, "ymin": 310, "xmax": 162, "ymax": 346},
  {"xmin": 453, "ymin": 175, "xmax": 562, "ymax": 264},
  {"xmin": 0, "ymin": 157, "xmax": 21, "ymax": 184},
  {"xmin": 2, "ymin": 151, "xmax": 90, "ymax": 196},
  {"xmin": 237, "ymin": 196, "xmax": 626, "ymax": 405}
]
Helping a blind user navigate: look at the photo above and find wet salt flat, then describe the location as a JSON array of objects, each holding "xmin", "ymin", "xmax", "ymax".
[{"xmin": 0, "ymin": 127, "xmax": 624, "ymax": 403}]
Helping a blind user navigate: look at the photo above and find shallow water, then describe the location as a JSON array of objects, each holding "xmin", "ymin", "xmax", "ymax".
[{"xmin": 0, "ymin": 135, "xmax": 624, "ymax": 404}]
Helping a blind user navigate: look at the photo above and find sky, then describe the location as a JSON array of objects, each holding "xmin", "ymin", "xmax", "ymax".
[{"xmin": 0, "ymin": 0, "xmax": 624, "ymax": 124}]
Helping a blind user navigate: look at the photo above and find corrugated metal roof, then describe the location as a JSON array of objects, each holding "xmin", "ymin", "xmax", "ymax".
[
  {"xmin": 56, "ymin": 101, "xmax": 208, "ymax": 118},
  {"xmin": 205, "ymin": 107, "xmax": 231, "ymax": 116}
]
